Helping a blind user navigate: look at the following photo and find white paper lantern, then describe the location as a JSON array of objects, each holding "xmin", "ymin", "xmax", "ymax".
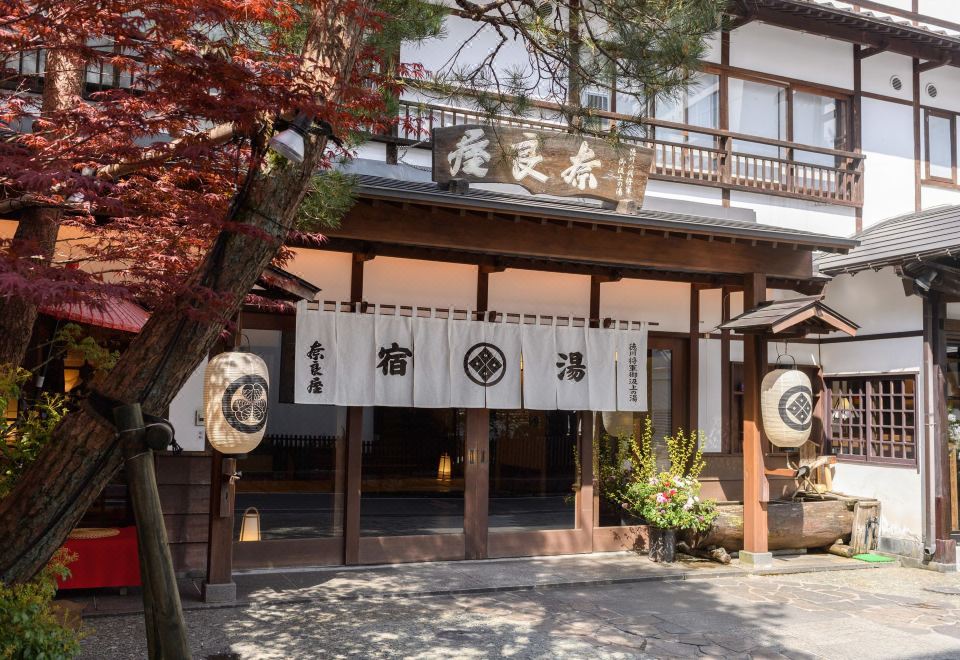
[
  {"xmin": 761, "ymin": 363, "xmax": 814, "ymax": 448},
  {"xmin": 204, "ymin": 351, "xmax": 269, "ymax": 455}
]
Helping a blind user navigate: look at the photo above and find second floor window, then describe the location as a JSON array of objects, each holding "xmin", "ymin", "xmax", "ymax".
[{"xmin": 924, "ymin": 109, "xmax": 957, "ymax": 183}]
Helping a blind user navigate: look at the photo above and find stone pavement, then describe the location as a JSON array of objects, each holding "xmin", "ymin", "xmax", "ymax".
[{"xmin": 74, "ymin": 555, "xmax": 960, "ymax": 659}]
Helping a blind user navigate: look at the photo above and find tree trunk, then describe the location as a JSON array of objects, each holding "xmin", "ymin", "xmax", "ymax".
[
  {"xmin": 683, "ymin": 500, "xmax": 855, "ymax": 552},
  {"xmin": 0, "ymin": 1, "xmax": 369, "ymax": 584},
  {"xmin": 0, "ymin": 47, "xmax": 85, "ymax": 366}
]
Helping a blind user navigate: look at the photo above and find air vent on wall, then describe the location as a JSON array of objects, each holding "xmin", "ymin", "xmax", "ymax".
[
  {"xmin": 927, "ymin": 83, "xmax": 939, "ymax": 98},
  {"xmin": 890, "ymin": 75, "xmax": 903, "ymax": 91}
]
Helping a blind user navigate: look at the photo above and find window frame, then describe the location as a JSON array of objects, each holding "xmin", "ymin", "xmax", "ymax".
[
  {"xmin": 923, "ymin": 108, "xmax": 958, "ymax": 185},
  {"xmin": 825, "ymin": 374, "xmax": 918, "ymax": 467}
]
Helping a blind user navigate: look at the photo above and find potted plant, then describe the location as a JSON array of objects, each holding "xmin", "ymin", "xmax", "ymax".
[
  {"xmin": 620, "ymin": 428, "xmax": 718, "ymax": 562},
  {"xmin": 595, "ymin": 419, "xmax": 657, "ymax": 526}
]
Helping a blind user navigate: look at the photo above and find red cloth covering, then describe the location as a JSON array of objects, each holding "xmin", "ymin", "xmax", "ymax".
[{"xmin": 58, "ymin": 526, "xmax": 141, "ymax": 590}]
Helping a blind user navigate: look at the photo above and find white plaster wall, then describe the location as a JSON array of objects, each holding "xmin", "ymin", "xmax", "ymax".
[
  {"xmin": 284, "ymin": 250, "xmax": 351, "ymax": 303},
  {"xmin": 729, "ymin": 191, "xmax": 857, "ymax": 237},
  {"xmin": 918, "ymin": 0, "xmax": 960, "ymax": 23},
  {"xmin": 363, "ymin": 256, "xmax": 478, "ymax": 309},
  {"xmin": 860, "ymin": 51, "xmax": 915, "ymax": 101},
  {"xmin": 246, "ymin": 329, "xmax": 344, "ymax": 437},
  {"xmin": 644, "ymin": 180, "xmax": 725, "ymax": 206},
  {"xmin": 488, "ymin": 269, "xmax": 590, "ymax": 318},
  {"xmin": 919, "ymin": 64, "xmax": 960, "ymax": 113},
  {"xmin": 822, "ymin": 268, "xmax": 922, "ymax": 334},
  {"xmin": 830, "ymin": 463, "xmax": 923, "ymax": 548},
  {"xmin": 922, "ymin": 186, "xmax": 960, "ymax": 208},
  {"xmin": 353, "ymin": 141, "xmax": 387, "ymax": 162},
  {"xmin": 700, "ymin": 288, "xmax": 723, "ymax": 332},
  {"xmin": 861, "ymin": 98, "xmax": 918, "ymax": 227},
  {"xmin": 730, "ymin": 23, "xmax": 853, "ymax": 89},
  {"xmin": 698, "ymin": 338, "xmax": 723, "ymax": 451},
  {"xmin": 168, "ymin": 359, "xmax": 207, "ymax": 451},
  {"xmin": 598, "ymin": 279, "xmax": 690, "ymax": 332}
]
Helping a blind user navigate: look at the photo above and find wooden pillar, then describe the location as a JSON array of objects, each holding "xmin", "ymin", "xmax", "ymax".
[
  {"xmin": 742, "ymin": 273, "xmax": 769, "ymax": 557},
  {"xmin": 720, "ymin": 287, "xmax": 732, "ymax": 453},
  {"xmin": 344, "ymin": 406, "xmax": 363, "ymax": 564},
  {"xmin": 477, "ymin": 267, "xmax": 490, "ymax": 313},
  {"xmin": 913, "ymin": 57, "xmax": 922, "ymax": 213},
  {"xmin": 464, "ymin": 408, "xmax": 489, "ymax": 560},
  {"xmin": 924, "ymin": 292, "xmax": 956, "ymax": 564},
  {"xmin": 853, "ymin": 45, "xmax": 864, "ymax": 234},
  {"xmin": 720, "ymin": 28, "xmax": 731, "ymax": 208},
  {"xmin": 689, "ymin": 284, "xmax": 701, "ymax": 432},
  {"xmin": 344, "ymin": 253, "xmax": 366, "ymax": 564},
  {"xmin": 579, "ymin": 411, "xmax": 595, "ymax": 546}
]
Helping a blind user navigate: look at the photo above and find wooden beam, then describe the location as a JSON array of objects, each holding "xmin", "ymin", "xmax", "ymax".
[
  {"xmin": 742, "ymin": 273, "xmax": 769, "ymax": 554},
  {"xmin": 856, "ymin": 46, "xmax": 886, "ymax": 60},
  {"xmin": 919, "ymin": 60, "xmax": 948, "ymax": 73},
  {"xmin": 330, "ymin": 202, "xmax": 816, "ymax": 280}
]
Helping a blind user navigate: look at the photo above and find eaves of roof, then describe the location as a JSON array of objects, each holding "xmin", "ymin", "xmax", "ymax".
[{"xmin": 353, "ymin": 175, "xmax": 858, "ymax": 254}]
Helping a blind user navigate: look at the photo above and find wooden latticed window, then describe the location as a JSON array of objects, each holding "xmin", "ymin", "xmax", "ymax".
[{"xmin": 825, "ymin": 376, "xmax": 917, "ymax": 466}]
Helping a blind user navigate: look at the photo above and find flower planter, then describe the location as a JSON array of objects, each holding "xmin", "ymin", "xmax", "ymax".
[{"xmin": 648, "ymin": 527, "xmax": 677, "ymax": 563}]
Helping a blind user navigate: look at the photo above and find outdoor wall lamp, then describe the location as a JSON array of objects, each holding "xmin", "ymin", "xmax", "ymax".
[
  {"xmin": 269, "ymin": 113, "xmax": 311, "ymax": 163},
  {"xmin": 269, "ymin": 113, "xmax": 343, "ymax": 164}
]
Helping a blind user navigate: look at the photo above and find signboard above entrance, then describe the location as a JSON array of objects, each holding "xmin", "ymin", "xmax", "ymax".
[{"xmin": 432, "ymin": 124, "xmax": 654, "ymax": 207}]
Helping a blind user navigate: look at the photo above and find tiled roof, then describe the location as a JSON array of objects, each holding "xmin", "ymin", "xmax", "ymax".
[{"xmin": 817, "ymin": 205, "xmax": 960, "ymax": 274}]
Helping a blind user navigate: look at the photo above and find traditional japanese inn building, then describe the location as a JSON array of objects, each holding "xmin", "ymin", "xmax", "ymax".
[{"xmin": 11, "ymin": 0, "xmax": 960, "ymax": 591}]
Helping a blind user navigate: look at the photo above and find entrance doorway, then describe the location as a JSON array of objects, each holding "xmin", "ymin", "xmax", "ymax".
[{"xmin": 233, "ymin": 334, "xmax": 688, "ymax": 567}]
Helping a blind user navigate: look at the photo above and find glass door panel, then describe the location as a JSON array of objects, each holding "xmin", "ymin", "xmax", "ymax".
[
  {"xmin": 488, "ymin": 410, "xmax": 578, "ymax": 532},
  {"xmin": 360, "ymin": 407, "xmax": 466, "ymax": 536}
]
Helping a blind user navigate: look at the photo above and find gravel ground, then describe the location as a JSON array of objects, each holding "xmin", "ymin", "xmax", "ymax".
[{"xmin": 76, "ymin": 566, "xmax": 960, "ymax": 659}]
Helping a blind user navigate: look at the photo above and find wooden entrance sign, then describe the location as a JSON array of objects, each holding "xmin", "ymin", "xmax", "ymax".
[{"xmin": 432, "ymin": 125, "xmax": 654, "ymax": 210}]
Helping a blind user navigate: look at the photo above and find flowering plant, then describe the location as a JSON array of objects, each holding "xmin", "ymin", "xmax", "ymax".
[
  {"xmin": 621, "ymin": 473, "xmax": 717, "ymax": 532},
  {"xmin": 619, "ymin": 428, "xmax": 718, "ymax": 532},
  {"xmin": 949, "ymin": 409, "xmax": 960, "ymax": 444}
]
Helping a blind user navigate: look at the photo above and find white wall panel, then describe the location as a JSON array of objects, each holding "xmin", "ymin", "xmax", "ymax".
[
  {"xmin": 729, "ymin": 191, "xmax": 856, "ymax": 237},
  {"xmin": 698, "ymin": 338, "xmax": 723, "ymax": 451},
  {"xmin": 860, "ymin": 51, "xmax": 914, "ymax": 101},
  {"xmin": 831, "ymin": 463, "xmax": 923, "ymax": 545},
  {"xmin": 823, "ymin": 268, "xmax": 922, "ymax": 334},
  {"xmin": 169, "ymin": 359, "xmax": 207, "ymax": 451},
  {"xmin": 921, "ymin": 185, "xmax": 960, "ymax": 208},
  {"xmin": 599, "ymin": 279, "xmax": 690, "ymax": 332},
  {"xmin": 920, "ymin": 65, "xmax": 960, "ymax": 112},
  {"xmin": 918, "ymin": 0, "xmax": 960, "ymax": 23},
  {"xmin": 364, "ymin": 256, "xmax": 477, "ymax": 309},
  {"xmin": 286, "ymin": 250, "xmax": 352, "ymax": 302},
  {"xmin": 488, "ymin": 269, "xmax": 590, "ymax": 318},
  {"xmin": 730, "ymin": 23, "xmax": 853, "ymax": 89},
  {"xmin": 861, "ymin": 98, "xmax": 917, "ymax": 226}
]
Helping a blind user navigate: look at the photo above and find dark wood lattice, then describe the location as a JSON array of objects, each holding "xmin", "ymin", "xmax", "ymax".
[{"xmin": 826, "ymin": 376, "xmax": 917, "ymax": 466}]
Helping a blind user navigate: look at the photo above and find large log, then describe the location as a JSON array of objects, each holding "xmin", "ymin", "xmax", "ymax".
[{"xmin": 684, "ymin": 500, "xmax": 854, "ymax": 552}]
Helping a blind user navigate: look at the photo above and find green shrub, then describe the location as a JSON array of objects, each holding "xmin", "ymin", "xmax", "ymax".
[{"xmin": 0, "ymin": 549, "xmax": 81, "ymax": 659}]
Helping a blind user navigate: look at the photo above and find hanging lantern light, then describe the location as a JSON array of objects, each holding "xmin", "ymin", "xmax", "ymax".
[
  {"xmin": 437, "ymin": 453, "xmax": 452, "ymax": 482},
  {"xmin": 761, "ymin": 356, "xmax": 814, "ymax": 448},
  {"xmin": 204, "ymin": 351, "xmax": 270, "ymax": 456},
  {"xmin": 601, "ymin": 411, "xmax": 634, "ymax": 438}
]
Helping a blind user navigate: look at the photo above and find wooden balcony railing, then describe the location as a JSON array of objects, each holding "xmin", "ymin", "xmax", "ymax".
[{"xmin": 391, "ymin": 99, "xmax": 865, "ymax": 208}]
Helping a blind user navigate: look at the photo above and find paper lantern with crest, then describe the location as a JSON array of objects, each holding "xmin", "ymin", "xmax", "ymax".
[
  {"xmin": 204, "ymin": 351, "xmax": 270, "ymax": 455},
  {"xmin": 760, "ymin": 355, "xmax": 814, "ymax": 448}
]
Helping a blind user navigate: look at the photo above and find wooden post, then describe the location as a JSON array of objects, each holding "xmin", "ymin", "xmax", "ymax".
[
  {"xmin": 464, "ymin": 408, "xmax": 490, "ymax": 560},
  {"xmin": 203, "ymin": 450, "xmax": 237, "ymax": 602},
  {"xmin": 344, "ymin": 406, "xmax": 363, "ymax": 564},
  {"xmin": 579, "ymin": 411, "xmax": 595, "ymax": 547},
  {"xmin": 116, "ymin": 403, "xmax": 191, "ymax": 660},
  {"xmin": 689, "ymin": 284, "xmax": 701, "ymax": 431},
  {"xmin": 741, "ymin": 273, "xmax": 770, "ymax": 565}
]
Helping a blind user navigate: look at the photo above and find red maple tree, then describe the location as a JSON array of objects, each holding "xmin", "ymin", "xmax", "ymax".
[{"xmin": 0, "ymin": 0, "xmax": 416, "ymax": 584}]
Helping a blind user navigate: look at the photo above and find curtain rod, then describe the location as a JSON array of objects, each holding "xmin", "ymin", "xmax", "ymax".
[{"xmin": 303, "ymin": 300, "xmax": 659, "ymax": 329}]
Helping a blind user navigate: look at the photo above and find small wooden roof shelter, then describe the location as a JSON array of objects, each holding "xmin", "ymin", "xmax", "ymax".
[{"xmin": 720, "ymin": 296, "xmax": 859, "ymax": 338}]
